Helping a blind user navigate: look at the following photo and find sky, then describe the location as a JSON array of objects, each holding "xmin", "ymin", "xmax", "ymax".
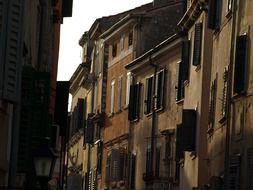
[{"xmin": 57, "ymin": 0, "xmax": 152, "ymax": 81}]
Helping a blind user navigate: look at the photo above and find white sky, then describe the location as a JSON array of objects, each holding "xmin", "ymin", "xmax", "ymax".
[{"xmin": 57, "ymin": 0, "xmax": 152, "ymax": 81}]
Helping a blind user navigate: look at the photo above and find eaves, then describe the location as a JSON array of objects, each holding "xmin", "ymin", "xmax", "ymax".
[
  {"xmin": 125, "ymin": 34, "xmax": 182, "ymax": 72},
  {"xmin": 177, "ymin": 0, "xmax": 207, "ymax": 31}
]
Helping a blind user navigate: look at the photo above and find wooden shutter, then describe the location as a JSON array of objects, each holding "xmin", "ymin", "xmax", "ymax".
[
  {"xmin": 2, "ymin": 0, "xmax": 24, "ymax": 102},
  {"xmin": 146, "ymin": 148, "xmax": 152, "ymax": 173},
  {"xmin": 247, "ymin": 148, "xmax": 253, "ymax": 189},
  {"xmin": 234, "ymin": 34, "xmax": 248, "ymax": 94},
  {"xmin": 130, "ymin": 154, "xmax": 136, "ymax": 190},
  {"xmin": 134, "ymin": 83, "xmax": 141, "ymax": 120},
  {"xmin": 155, "ymin": 69, "xmax": 165, "ymax": 110},
  {"xmin": 77, "ymin": 98, "xmax": 84, "ymax": 129},
  {"xmin": 118, "ymin": 76, "xmax": 122, "ymax": 111},
  {"xmin": 144, "ymin": 76, "xmax": 153, "ymax": 114},
  {"xmin": 228, "ymin": 155, "xmax": 240, "ymax": 190},
  {"xmin": 208, "ymin": 78, "xmax": 217, "ymax": 132},
  {"xmin": 85, "ymin": 114, "xmax": 94, "ymax": 144},
  {"xmin": 208, "ymin": 0, "xmax": 221, "ymax": 30},
  {"xmin": 221, "ymin": 68, "xmax": 228, "ymax": 118},
  {"xmin": 111, "ymin": 149, "xmax": 120, "ymax": 181},
  {"xmin": 192, "ymin": 23, "xmax": 202, "ymax": 66},
  {"xmin": 155, "ymin": 146, "xmax": 161, "ymax": 177},
  {"xmin": 181, "ymin": 109, "xmax": 197, "ymax": 151},
  {"xmin": 128, "ymin": 84, "xmax": 135, "ymax": 121},
  {"xmin": 175, "ymin": 124, "xmax": 183, "ymax": 161},
  {"xmin": 97, "ymin": 141, "xmax": 103, "ymax": 174},
  {"xmin": 105, "ymin": 153, "xmax": 111, "ymax": 183},
  {"xmin": 176, "ymin": 62, "xmax": 183, "ymax": 101},
  {"xmin": 181, "ymin": 40, "xmax": 190, "ymax": 81}
]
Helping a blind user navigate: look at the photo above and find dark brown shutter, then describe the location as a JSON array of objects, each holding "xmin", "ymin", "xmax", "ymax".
[
  {"xmin": 133, "ymin": 83, "xmax": 141, "ymax": 120},
  {"xmin": 193, "ymin": 23, "xmax": 203, "ymax": 66},
  {"xmin": 247, "ymin": 148, "xmax": 253, "ymax": 189},
  {"xmin": 175, "ymin": 124, "xmax": 183, "ymax": 161},
  {"xmin": 85, "ymin": 113, "xmax": 94, "ymax": 144},
  {"xmin": 146, "ymin": 148, "xmax": 152, "ymax": 173},
  {"xmin": 181, "ymin": 40, "xmax": 190, "ymax": 81},
  {"xmin": 234, "ymin": 34, "xmax": 248, "ymax": 94},
  {"xmin": 77, "ymin": 98, "xmax": 84, "ymax": 129},
  {"xmin": 105, "ymin": 153, "xmax": 111, "ymax": 183},
  {"xmin": 128, "ymin": 85, "xmax": 135, "ymax": 121},
  {"xmin": 144, "ymin": 77, "xmax": 153, "ymax": 114},
  {"xmin": 111, "ymin": 149, "xmax": 120, "ymax": 181},
  {"xmin": 2, "ymin": 0, "xmax": 23, "ymax": 102},
  {"xmin": 155, "ymin": 146, "xmax": 161, "ymax": 177},
  {"xmin": 176, "ymin": 62, "xmax": 183, "ymax": 101},
  {"xmin": 156, "ymin": 69, "xmax": 165, "ymax": 110},
  {"xmin": 181, "ymin": 109, "xmax": 197, "ymax": 151},
  {"xmin": 119, "ymin": 149, "xmax": 127, "ymax": 180},
  {"xmin": 228, "ymin": 155, "xmax": 240, "ymax": 190},
  {"xmin": 130, "ymin": 154, "xmax": 136, "ymax": 189},
  {"xmin": 97, "ymin": 141, "xmax": 103, "ymax": 174}
]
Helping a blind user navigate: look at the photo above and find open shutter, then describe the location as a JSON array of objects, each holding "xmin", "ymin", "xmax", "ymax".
[
  {"xmin": 146, "ymin": 148, "xmax": 152, "ymax": 173},
  {"xmin": 105, "ymin": 153, "xmax": 111, "ymax": 183},
  {"xmin": 176, "ymin": 62, "xmax": 183, "ymax": 101},
  {"xmin": 118, "ymin": 76, "xmax": 122, "ymax": 111},
  {"xmin": 85, "ymin": 113, "xmax": 94, "ymax": 144},
  {"xmin": 181, "ymin": 40, "xmax": 190, "ymax": 81},
  {"xmin": 192, "ymin": 23, "xmax": 202, "ymax": 66},
  {"xmin": 208, "ymin": 0, "xmax": 221, "ymax": 30},
  {"xmin": 181, "ymin": 109, "xmax": 197, "ymax": 151},
  {"xmin": 247, "ymin": 148, "xmax": 253, "ymax": 189},
  {"xmin": 97, "ymin": 141, "xmax": 103, "ymax": 174},
  {"xmin": 155, "ymin": 69, "xmax": 165, "ymax": 110},
  {"xmin": 228, "ymin": 155, "xmax": 240, "ymax": 190},
  {"xmin": 3, "ymin": 0, "xmax": 24, "ymax": 102},
  {"xmin": 128, "ymin": 85, "xmax": 135, "ymax": 121},
  {"xmin": 77, "ymin": 98, "xmax": 84, "ymax": 129},
  {"xmin": 133, "ymin": 83, "xmax": 141, "ymax": 120},
  {"xmin": 234, "ymin": 34, "xmax": 248, "ymax": 94},
  {"xmin": 144, "ymin": 76, "xmax": 153, "ymax": 114}
]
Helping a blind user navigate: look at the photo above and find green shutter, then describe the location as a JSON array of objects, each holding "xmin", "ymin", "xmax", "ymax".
[
  {"xmin": 234, "ymin": 34, "xmax": 248, "ymax": 94},
  {"xmin": 3, "ymin": 0, "xmax": 24, "ymax": 102},
  {"xmin": 193, "ymin": 23, "xmax": 202, "ymax": 66}
]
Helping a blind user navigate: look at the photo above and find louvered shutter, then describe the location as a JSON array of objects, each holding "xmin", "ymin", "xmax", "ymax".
[
  {"xmin": 111, "ymin": 149, "xmax": 120, "ymax": 181},
  {"xmin": 133, "ymin": 83, "xmax": 141, "ymax": 120},
  {"xmin": 130, "ymin": 154, "xmax": 136, "ymax": 189},
  {"xmin": 118, "ymin": 76, "xmax": 122, "ymax": 111},
  {"xmin": 234, "ymin": 34, "xmax": 248, "ymax": 94},
  {"xmin": 155, "ymin": 146, "xmax": 161, "ymax": 177},
  {"xmin": 209, "ymin": 176, "xmax": 222, "ymax": 190},
  {"xmin": 208, "ymin": 0, "xmax": 221, "ymax": 30},
  {"xmin": 3, "ymin": 0, "xmax": 24, "ymax": 102},
  {"xmin": 85, "ymin": 114, "xmax": 94, "ymax": 144},
  {"xmin": 176, "ymin": 62, "xmax": 183, "ymax": 101},
  {"xmin": 228, "ymin": 155, "xmax": 240, "ymax": 190},
  {"xmin": 128, "ymin": 85, "xmax": 135, "ymax": 121},
  {"xmin": 193, "ymin": 23, "xmax": 202, "ymax": 66},
  {"xmin": 175, "ymin": 124, "xmax": 183, "ymax": 161},
  {"xmin": 181, "ymin": 109, "xmax": 196, "ymax": 151},
  {"xmin": 208, "ymin": 78, "xmax": 217, "ymax": 131},
  {"xmin": 247, "ymin": 148, "xmax": 253, "ymax": 189},
  {"xmin": 105, "ymin": 154, "xmax": 111, "ymax": 182},
  {"xmin": 144, "ymin": 77, "xmax": 153, "ymax": 114},
  {"xmin": 77, "ymin": 98, "xmax": 84, "ymax": 129},
  {"xmin": 155, "ymin": 69, "xmax": 165, "ymax": 110},
  {"xmin": 181, "ymin": 40, "xmax": 190, "ymax": 81},
  {"xmin": 119, "ymin": 149, "xmax": 127, "ymax": 180}
]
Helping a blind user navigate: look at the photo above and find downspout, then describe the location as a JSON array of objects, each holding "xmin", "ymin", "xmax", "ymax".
[
  {"xmin": 224, "ymin": 0, "xmax": 238, "ymax": 189},
  {"xmin": 149, "ymin": 55, "xmax": 157, "ymax": 185}
]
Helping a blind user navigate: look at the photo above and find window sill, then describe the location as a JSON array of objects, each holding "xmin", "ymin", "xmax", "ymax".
[
  {"xmin": 219, "ymin": 115, "xmax": 226, "ymax": 124},
  {"xmin": 190, "ymin": 151, "xmax": 196, "ymax": 160},
  {"xmin": 184, "ymin": 80, "xmax": 189, "ymax": 87},
  {"xmin": 226, "ymin": 9, "xmax": 232, "ymax": 19},
  {"xmin": 108, "ymin": 113, "xmax": 114, "ymax": 118},
  {"xmin": 176, "ymin": 99, "xmax": 184, "ymax": 105}
]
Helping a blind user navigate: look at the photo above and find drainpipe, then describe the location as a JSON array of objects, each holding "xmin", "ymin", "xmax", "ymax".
[
  {"xmin": 224, "ymin": 0, "xmax": 238, "ymax": 189},
  {"xmin": 149, "ymin": 56, "xmax": 157, "ymax": 185}
]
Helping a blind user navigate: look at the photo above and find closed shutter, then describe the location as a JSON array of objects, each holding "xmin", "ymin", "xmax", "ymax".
[
  {"xmin": 175, "ymin": 124, "xmax": 183, "ymax": 161},
  {"xmin": 247, "ymin": 148, "xmax": 253, "ymax": 189},
  {"xmin": 233, "ymin": 34, "xmax": 248, "ymax": 94},
  {"xmin": 118, "ymin": 76, "xmax": 122, "ymax": 111},
  {"xmin": 146, "ymin": 148, "xmax": 152, "ymax": 173},
  {"xmin": 192, "ymin": 23, "xmax": 202, "ymax": 66},
  {"xmin": 176, "ymin": 61, "xmax": 183, "ymax": 101},
  {"xmin": 97, "ymin": 141, "xmax": 103, "ymax": 174},
  {"xmin": 208, "ymin": 78, "xmax": 217, "ymax": 132},
  {"xmin": 155, "ymin": 146, "xmax": 161, "ymax": 177},
  {"xmin": 134, "ymin": 83, "xmax": 141, "ymax": 120},
  {"xmin": 130, "ymin": 154, "xmax": 136, "ymax": 190},
  {"xmin": 3, "ymin": 0, "xmax": 24, "ymax": 102},
  {"xmin": 228, "ymin": 155, "xmax": 240, "ymax": 190},
  {"xmin": 111, "ymin": 149, "xmax": 120, "ymax": 181},
  {"xmin": 181, "ymin": 109, "xmax": 196, "ymax": 151},
  {"xmin": 119, "ymin": 149, "xmax": 127, "ymax": 180},
  {"xmin": 208, "ymin": 0, "xmax": 219, "ymax": 29},
  {"xmin": 221, "ymin": 68, "xmax": 228, "ymax": 118}
]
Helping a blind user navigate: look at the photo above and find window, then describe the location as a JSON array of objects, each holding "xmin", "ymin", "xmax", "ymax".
[
  {"xmin": 155, "ymin": 146, "xmax": 161, "ymax": 177},
  {"xmin": 228, "ymin": 155, "xmax": 241, "ymax": 190},
  {"xmin": 120, "ymin": 35, "xmax": 124, "ymax": 50},
  {"xmin": 112, "ymin": 43, "xmax": 117, "ymax": 57},
  {"xmin": 110, "ymin": 80, "xmax": 115, "ymax": 114},
  {"xmin": 227, "ymin": 0, "xmax": 233, "ymax": 13},
  {"xmin": 97, "ymin": 141, "xmax": 103, "ymax": 174},
  {"xmin": 126, "ymin": 72, "xmax": 133, "ymax": 106},
  {"xmin": 128, "ymin": 30, "xmax": 133, "ymax": 47},
  {"xmin": 118, "ymin": 76, "xmax": 123, "ymax": 111},
  {"xmin": 128, "ymin": 83, "xmax": 142, "ymax": 121},
  {"xmin": 208, "ymin": 0, "xmax": 221, "ymax": 30},
  {"xmin": 192, "ymin": 23, "xmax": 202, "ymax": 66},
  {"xmin": 234, "ymin": 34, "xmax": 248, "ymax": 94},
  {"xmin": 208, "ymin": 77, "xmax": 217, "ymax": 133},
  {"xmin": 144, "ymin": 69, "xmax": 166, "ymax": 114}
]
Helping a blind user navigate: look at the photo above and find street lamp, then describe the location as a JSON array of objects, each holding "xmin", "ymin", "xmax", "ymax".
[{"xmin": 34, "ymin": 140, "xmax": 55, "ymax": 190}]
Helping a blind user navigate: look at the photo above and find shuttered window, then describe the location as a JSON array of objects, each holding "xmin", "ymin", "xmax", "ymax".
[
  {"xmin": 130, "ymin": 154, "xmax": 136, "ymax": 189},
  {"xmin": 233, "ymin": 34, "xmax": 248, "ymax": 94},
  {"xmin": 247, "ymin": 148, "xmax": 253, "ymax": 189},
  {"xmin": 146, "ymin": 148, "xmax": 152, "ymax": 173},
  {"xmin": 228, "ymin": 155, "xmax": 241, "ymax": 190},
  {"xmin": 221, "ymin": 68, "xmax": 228, "ymax": 118},
  {"xmin": 126, "ymin": 72, "xmax": 133, "ymax": 106},
  {"xmin": 2, "ymin": 0, "xmax": 23, "ymax": 102},
  {"xmin": 128, "ymin": 83, "xmax": 141, "ymax": 121},
  {"xmin": 118, "ymin": 76, "xmax": 122, "ymax": 111},
  {"xmin": 97, "ymin": 141, "xmax": 103, "ymax": 174},
  {"xmin": 111, "ymin": 149, "xmax": 121, "ymax": 181},
  {"xmin": 208, "ymin": 0, "xmax": 221, "ymax": 30},
  {"xmin": 110, "ymin": 80, "xmax": 115, "ymax": 114},
  {"xmin": 181, "ymin": 109, "xmax": 197, "ymax": 151},
  {"xmin": 105, "ymin": 153, "xmax": 111, "ymax": 183},
  {"xmin": 208, "ymin": 77, "xmax": 217, "ymax": 133},
  {"xmin": 192, "ymin": 23, "xmax": 202, "ymax": 66},
  {"xmin": 144, "ymin": 76, "xmax": 153, "ymax": 114},
  {"xmin": 155, "ymin": 146, "xmax": 161, "ymax": 177},
  {"xmin": 85, "ymin": 113, "xmax": 94, "ymax": 144},
  {"xmin": 155, "ymin": 69, "xmax": 165, "ymax": 110},
  {"xmin": 77, "ymin": 98, "xmax": 84, "ymax": 129},
  {"xmin": 128, "ymin": 30, "xmax": 133, "ymax": 47}
]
